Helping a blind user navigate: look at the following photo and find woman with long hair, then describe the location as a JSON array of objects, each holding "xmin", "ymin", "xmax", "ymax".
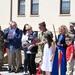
[
  {"xmin": 52, "ymin": 25, "xmax": 68, "ymax": 75},
  {"xmin": 41, "ymin": 33, "xmax": 55, "ymax": 75},
  {"xmin": 22, "ymin": 24, "xmax": 29, "ymax": 74}
]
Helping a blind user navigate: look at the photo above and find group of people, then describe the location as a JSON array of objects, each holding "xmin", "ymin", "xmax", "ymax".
[
  {"xmin": 0, "ymin": 21, "xmax": 38, "ymax": 75},
  {"xmin": 38, "ymin": 22, "xmax": 75, "ymax": 75},
  {"xmin": 0, "ymin": 21, "xmax": 75, "ymax": 75}
]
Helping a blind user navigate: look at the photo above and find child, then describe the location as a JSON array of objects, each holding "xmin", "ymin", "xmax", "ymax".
[
  {"xmin": 41, "ymin": 33, "xmax": 55, "ymax": 75},
  {"xmin": 65, "ymin": 36, "xmax": 74, "ymax": 75}
]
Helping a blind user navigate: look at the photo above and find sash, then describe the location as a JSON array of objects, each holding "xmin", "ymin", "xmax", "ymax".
[{"xmin": 52, "ymin": 35, "xmax": 66, "ymax": 75}]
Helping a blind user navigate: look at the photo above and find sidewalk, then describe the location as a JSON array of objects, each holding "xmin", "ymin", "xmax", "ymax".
[
  {"xmin": 0, "ymin": 51, "xmax": 42, "ymax": 75},
  {"xmin": 0, "ymin": 51, "xmax": 75, "ymax": 75}
]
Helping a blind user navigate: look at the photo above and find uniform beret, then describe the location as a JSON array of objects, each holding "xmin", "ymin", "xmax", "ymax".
[
  {"xmin": 39, "ymin": 21, "xmax": 46, "ymax": 27},
  {"xmin": 70, "ymin": 22, "xmax": 75, "ymax": 26}
]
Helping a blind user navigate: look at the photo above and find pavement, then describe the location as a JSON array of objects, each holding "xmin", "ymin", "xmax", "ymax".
[
  {"xmin": 0, "ymin": 51, "xmax": 42, "ymax": 75},
  {"xmin": 0, "ymin": 51, "xmax": 75, "ymax": 75}
]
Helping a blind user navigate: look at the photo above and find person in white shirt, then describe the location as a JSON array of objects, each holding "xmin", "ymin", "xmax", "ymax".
[
  {"xmin": 22, "ymin": 24, "xmax": 29, "ymax": 74},
  {"xmin": 41, "ymin": 33, "xmax": 55, "ymax": 75}
]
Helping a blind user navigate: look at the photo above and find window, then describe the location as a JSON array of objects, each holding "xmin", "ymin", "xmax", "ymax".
[
  {"xmin": 60, "ymin": 0, "xmax": 70, "ymax": 14},
  {"xmin": 31, "ymin": 0, "xmax": 39, "ymax": 15},
  {"xmin": 18, "ymin": 0, "xmax": 25, "ymax": 15}
]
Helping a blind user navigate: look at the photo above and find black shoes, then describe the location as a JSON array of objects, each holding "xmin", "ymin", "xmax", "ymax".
[
  {"xmin": 9, "ymin": 68, "xmax": 15, "ymax": 73},
  {"xmin": 19, "ymin": 66, "xmax": 24, "ymax": 72},
  {"xmin": 15, "ymin": 69, "xmax": 20, "ymax": 73},
  {"xmin": 8, "ymin": 67, "xmax": 23, "ymax": 73},
  {"xmin": 8, "ymin": 68, "xmax": 11, "ymax": 73}
]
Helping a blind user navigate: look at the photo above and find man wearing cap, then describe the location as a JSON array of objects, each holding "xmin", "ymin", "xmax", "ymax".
[
  {"xmin": 37, "ymin": 21, "xmax": 53, "ymax": 59},
  {"xmin": 69, "ymin": 22, "xmax": 75, "ymax": 43},
  {"xmin": 36, "ymin": 21, "xmax": 53, "ymax": 75}
]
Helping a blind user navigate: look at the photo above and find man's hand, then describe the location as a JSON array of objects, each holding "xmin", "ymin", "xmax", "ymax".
[{"xmin": 9, "ymin": 34, "xmax": 14, "ymax": 39}]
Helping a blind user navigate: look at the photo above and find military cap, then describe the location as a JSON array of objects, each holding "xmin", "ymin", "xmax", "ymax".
[
  {"xmin": 69, "ymin": 22, "xmax": 75, "ymax": 26},
  {"xmin": 39, "ymin": 21, "xmax": 46, "ymax": 27}
]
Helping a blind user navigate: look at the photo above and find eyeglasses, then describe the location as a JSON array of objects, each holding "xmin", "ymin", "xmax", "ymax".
[
  {"xmin": 26, "ymin": 29, "xmax": 31, "ymax": 31},
  {"xmin": 65, "ymin": 39, "xmax": 71, "ymax": 41}
]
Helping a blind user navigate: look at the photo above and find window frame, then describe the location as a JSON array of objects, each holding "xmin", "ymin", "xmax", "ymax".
[
  {"xmin": 60, "ymin": 0, "xmax": 70, "ymax": 15},
  {"xmin": 31, "ymin": 0, "xmax": 39, "ymax": 15},
  {"xmin": 18, "ymin": 0, "xmax": 25, "ymax": 16}
]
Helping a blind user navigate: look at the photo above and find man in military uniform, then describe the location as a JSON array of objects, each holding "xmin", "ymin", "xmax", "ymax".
[
  {"xmin": 69, "ymin": 22, "xmax": 75, "ymax": 43},
  {"xmin": 0, "ymin": 26, "xmax": 4, "ymax": 69},
  {"xmin": 37, "ymin": 21, "xmax": 53, "ymax": 59},
  {"xmin": 36, "ymin": 22, "xmax": 53, "ymax": 75}
]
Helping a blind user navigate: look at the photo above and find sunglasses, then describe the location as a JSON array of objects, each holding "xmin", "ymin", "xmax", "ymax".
[
  {"xmin": 65, "ymin": 39, "xmax": 71, "ymax": 41},
  {"xmin": 26, "ymin": 28, "xmax": 31, "ymax": 31}
]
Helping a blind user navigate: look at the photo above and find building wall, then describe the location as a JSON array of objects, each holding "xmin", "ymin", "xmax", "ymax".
[
  {"xmin": 0, "ymin": 0, "xmax": 75, "ymax": 32},
  {"xmin": 0, "ymin": 0, "xmax": 10, "ymax": 30}
]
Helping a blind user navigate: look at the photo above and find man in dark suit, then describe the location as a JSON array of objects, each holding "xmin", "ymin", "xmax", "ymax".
[{"xmin": 7, "ymin": 21, "xmax": 22, "ymax": 73}]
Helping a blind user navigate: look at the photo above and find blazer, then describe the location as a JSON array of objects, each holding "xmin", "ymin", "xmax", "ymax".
[{"xmin": 7, "ymin": 28, "xmax": 22, "ymax": 49}]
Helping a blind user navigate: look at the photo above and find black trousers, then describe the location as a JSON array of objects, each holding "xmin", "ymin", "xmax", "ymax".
[
  {"xmin": 24, "ymin": 49, "xmax": 28, "ymax": 72},
  {"xmin": 27, "ymin": 53, "xmax": 36, "ymax": 74}
]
